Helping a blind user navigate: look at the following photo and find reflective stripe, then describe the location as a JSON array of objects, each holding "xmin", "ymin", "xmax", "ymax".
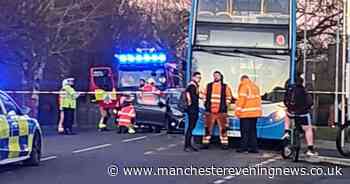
[
  {"xmin": 239, "ymin": 93, "xmax": 248, "ymax": 97},
  {"xmin": 119, "ymin": 119, "xmax": 131, "ymax": 123},
  {"xmin": 240, "ymin": 107, "xmax": 262, "ymax": 112},
  {"xmin": 128, "ymin": 111, "xmax": 135, "ymax": 118},
  {"xmin": 210, "ymin": 99, "xmax": 221, "ymax": 103},
  {"xmin": 211, "ymin": 94, "xmax": 221, "ymax": 98},
  {"xmin": 118, "ymin": 112, "xmax": 130, "ymax": 116}
]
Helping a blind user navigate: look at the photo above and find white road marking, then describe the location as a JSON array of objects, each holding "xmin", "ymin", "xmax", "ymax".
[
  {"xmin": 40, "ymin": 156, "xmax": 57, "ymax": 161},
  {"xmin": 213, "ymin": 179, "xmax": 226, "ymax": 184},
  {"xmin": 156, "ymin": 147, "xmax": 167, "ymax": 151},
  {"xmin": 122, "ymin": 136, "xmax": 147, "ymax": 143},
  {"xmin": 223, "ymin": 176, "xmax": 235, "ymax": 180},
  {"xmin": 212, "ymin": 156, "xmax": 281, "ymax": 184},
  {"xmin": 168, "ymin": 144, "xmax": 177, "ymax": 148},
  {"xmin": 314, "ymin": 155, "xmax": 350, "ymax": 166},
  {"xmin": 72, "ymin": 144, "xmax": 112, "ymax": 154},
  {"xmin": 144, "ymin": 151, "xmax": 154, "ymax": 155},
  {"xmin": 151, "ymin": 132, "xmax": 167, "ymax": 137}
]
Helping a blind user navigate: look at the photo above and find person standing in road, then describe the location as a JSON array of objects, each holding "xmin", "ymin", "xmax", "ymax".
[
  {"xmin": 236, "ymin": 75, "xmax": 262, "ymax": 153},
  {"xmin": 139, "ymin": 79, "xmax": 146, "ymax": 90},
  {"xmin": 201, "ymin": 71, "xmax": 233, "ymax": 150},
  {"xmin": 59, "ymin": 78, "xmax": 80, "ymax": 135},
  {"xmin": 184, "ymin": 72, "xmax": 202, "ymax": 152}
]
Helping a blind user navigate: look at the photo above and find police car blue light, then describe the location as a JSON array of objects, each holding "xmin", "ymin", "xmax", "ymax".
[{"xmin": 0, "ymin": 91, "xmax": 43, "ymax": 166}]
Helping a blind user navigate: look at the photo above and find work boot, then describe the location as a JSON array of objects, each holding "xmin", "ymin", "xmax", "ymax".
[
  {"xmin": 236, "ymin": 149, "xmax": 248, "ymax": 153},
  {"xmin": 221, "ymin": 144, "xmax": 229, "ymax": 150},
  {"xmin": 68, "ymin": 129, "xmax": 77, "ymax": 135},
  {"xmin": 184, "ymin": 147, "xmax": 192, "ymax": 152},
  {"xmin": 99, "ymin": 127, "xmax": 109, "ymax": 132},
  {"xmin": 248, "ymin": 149, "xmax": 259, "ymax": 154},
  {"xmin": 189, "ymin": 145, "xmax": 199, "ymax": 152},
  {"xmin": 200, "ymin": 144, "xmax": 209, "ymax": 150}
]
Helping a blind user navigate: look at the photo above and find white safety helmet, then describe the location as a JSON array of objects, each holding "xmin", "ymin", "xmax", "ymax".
[
  {"xmin": 62, "ymin": 78, "xmax": 74, "ymax": 87},
  {"xmin": 147, "ymin": 78, "xmax": 156, "ymax": 84}
]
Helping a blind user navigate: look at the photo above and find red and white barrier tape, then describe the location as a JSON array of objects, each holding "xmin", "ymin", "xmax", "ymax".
[{"xmin": 3, "ymin": 89, "xmax": 185, "ymax": 95}]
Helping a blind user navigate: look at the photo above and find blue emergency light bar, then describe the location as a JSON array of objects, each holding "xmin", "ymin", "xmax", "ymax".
[{"xmin": 115, "ymin": 53, "xmax": 167, "ymax": 64}]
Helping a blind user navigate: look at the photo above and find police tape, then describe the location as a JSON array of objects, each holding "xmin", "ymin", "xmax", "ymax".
[
  {"xmin": 2, "ymin": 90, "xmax": 348, "ymax": 96},
  {"xmin": 3, "ymin": 89, "xmax": 186, "ymax": 95}
]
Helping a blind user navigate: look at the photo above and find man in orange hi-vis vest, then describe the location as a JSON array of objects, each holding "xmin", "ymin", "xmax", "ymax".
[
  {"xmin": 201, "ymin": 71, "xmax": 233, "ymax": 150},
  {"xmin": 235, "ymin": 75, "xmax": 262, "ymax": 154}
]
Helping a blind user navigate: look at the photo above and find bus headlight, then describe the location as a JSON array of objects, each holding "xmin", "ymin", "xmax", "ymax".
[{"xmin": 272, "ymin": 110, "xmax": 286, "ymax": 122}]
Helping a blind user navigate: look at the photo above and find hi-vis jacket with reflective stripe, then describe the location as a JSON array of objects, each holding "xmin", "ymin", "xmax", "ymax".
[
  {"xmin": 202, "ymin": 82, "xmax": 233, "ymax": 113},
  {"xmin": 59, "ymin": 85, "xmax": 78, "ymax": 109},
  {"xmin": 235, "ymin": 79, "xmax": 262, "ymax": 118},
  {"xmin": 117, "ymin": 105, "xmax": 136, "ymax": 127}
]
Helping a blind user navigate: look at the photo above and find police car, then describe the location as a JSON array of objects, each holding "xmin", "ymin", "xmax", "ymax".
[{"xmin": 0, "ymin": 91, "xmax": 42, "ymax": 166}]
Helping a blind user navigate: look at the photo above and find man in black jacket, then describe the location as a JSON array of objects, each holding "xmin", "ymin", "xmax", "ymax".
[
  {"xmin": 184, "ymin": 72, "xmax": 202, "ymax": 152},
  {"xmin": 283, "ymin": 77, "xmax": 318, "ymax": 156}
]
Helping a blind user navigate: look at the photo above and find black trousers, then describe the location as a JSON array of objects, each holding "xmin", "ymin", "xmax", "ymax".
[
  {"xmin": 239, "ymin": 118, "xmax": 258, "ymax": 151},
  {"xmin": 185, "ymin": 112, "xmax": 199, "ymax": 148},
  {"xmin": 63, "ymin": 108, "xmax": 75, "ymax": 130}
]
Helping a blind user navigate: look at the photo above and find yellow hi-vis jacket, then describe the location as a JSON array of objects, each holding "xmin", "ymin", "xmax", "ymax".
[
  {"xmin": 235, "ymin": 79, "xmax": 262, "ymax": 118},
  {"xmin": 59, "ymin": 85, "xmax": 78, "ymax": 110}
]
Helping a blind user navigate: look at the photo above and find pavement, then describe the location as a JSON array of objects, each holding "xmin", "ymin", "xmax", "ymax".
[{"xmin": 0, "ymin": 129, "xmax": 349, "ymax": 184}]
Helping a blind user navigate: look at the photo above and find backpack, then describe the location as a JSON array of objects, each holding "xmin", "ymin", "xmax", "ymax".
[
  {"xmin": 284, "ymin": 84, "xmax": 312, "ymax": 114},
  {"xmin": 178, "ymin": 90, "xmax": 188, "ymax": 112}
]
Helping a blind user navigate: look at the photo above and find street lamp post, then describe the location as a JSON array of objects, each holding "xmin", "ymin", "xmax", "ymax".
[
  {"xmin": 340, "ymin": 0, "xmax": 348, "ymax": 147},
  {"xmin": 303, "ymin": 0, "xmax": 308, "ymax": 85}
]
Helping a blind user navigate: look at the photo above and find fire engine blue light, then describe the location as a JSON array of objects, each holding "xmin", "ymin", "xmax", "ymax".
[
  {"xmin": 127, "ymin": 54, "xmax": 135, "ymax": 62},
  {"xmin": 117, "ymin": 52, "xmax": 167, "ymax": 64},
  {"xmin": 119, "ymin": 55, "xmax": 128, "ymax": 63},
  {"xmin": 158, "ymin": 54, "xmax": 166, "ymax": 62},
  {"xmin": 135, "ymin": 54, "xmax": 143, "ymax": 62},
  {"xmin": 143, "ymin": 54, "xmax": 151, "ymax": 62}
]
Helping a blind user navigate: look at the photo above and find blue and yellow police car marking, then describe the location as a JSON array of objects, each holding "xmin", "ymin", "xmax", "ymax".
[
  {"xmin": 8, "ymin": 136, "xmax": 20, "ymax": 158},
  {"xmin": 18, "ymin": 117, "xmax": 29, "ymax": 136},
  {"xmin": 0, "ymin": 116, "xmax": 9, "ymax": 139},
  {"xmin": 0, "ymin": 115, "xmax": 32, "ymax": 160}
]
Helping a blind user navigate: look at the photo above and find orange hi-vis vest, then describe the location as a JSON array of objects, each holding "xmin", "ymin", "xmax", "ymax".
[
  {"xmin": 235, "ymin": 79, "xmax": 262, "ymax": 118},
  {"xmin": 118, "ymin": 105, "xmax": 136, "ymax": 127},
  {"xmin": 204, "ymin": 82, "xmax": 233, "ymax": 113}
]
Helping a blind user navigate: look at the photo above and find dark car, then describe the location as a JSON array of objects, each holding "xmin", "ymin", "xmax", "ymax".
[{"xmin": 131, "ymin": 91, "xmax": 184, "ymax": 134}]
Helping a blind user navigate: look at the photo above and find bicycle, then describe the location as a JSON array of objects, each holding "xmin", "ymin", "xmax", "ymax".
[
  {"xmin": 281, "ymin": 113, "xmax": 304, "ymax": 162},
  {"xmin": 336, "ymin": 119, "xmax": 350, "ymax": 157}
]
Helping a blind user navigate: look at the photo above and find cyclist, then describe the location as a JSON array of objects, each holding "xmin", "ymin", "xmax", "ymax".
[{"xmin": 283, "ymin": 77, "xmax": 318, "ymax": 156}]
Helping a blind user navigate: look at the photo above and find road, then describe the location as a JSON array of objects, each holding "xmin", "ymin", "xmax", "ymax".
[{"xmin": 0, "ymin": 130, "xmax": 349, "ymax": 184}]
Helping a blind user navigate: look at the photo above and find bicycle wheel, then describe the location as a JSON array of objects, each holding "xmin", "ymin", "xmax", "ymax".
[
  {"xmin": 336, "ymin": 123, "xmax": 350, "ymax": 157},
  {"xmin": 292, "ymin": 128, "xmax": 301, "ymax": 162},
  {"xmin": 281, "ymin": 137, "xmax": 293, "ymax": 159}
]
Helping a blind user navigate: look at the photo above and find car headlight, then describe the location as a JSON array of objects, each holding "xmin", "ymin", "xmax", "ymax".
[
  {"xmin": 171, "ymin": 108, "xmax": 183, "ymax": 117},
  {"xmin": 272, "ymin": 110, "xmax": 286, "ymax": 122}
]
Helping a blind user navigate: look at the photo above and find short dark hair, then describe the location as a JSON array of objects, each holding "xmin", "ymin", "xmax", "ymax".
[
  {"xmin": 192, "ymin": 72, "xmax": 201, "ymax": 77},
  {"xmin": 213, "ymin": 71, "xmax": 221, "ymax": 75},
  {"xmin": 241, "ymin": 75, "xmax": 249, "ymax": 80},
  {"xmin": 296, "ymin": 77, "xmax": 304, "ymax": 86}
]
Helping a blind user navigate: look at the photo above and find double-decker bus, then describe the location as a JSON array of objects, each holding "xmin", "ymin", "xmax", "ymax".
[{"xmin": 187, "ymin": 0, "xmax": 296, "ymax": 140}]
